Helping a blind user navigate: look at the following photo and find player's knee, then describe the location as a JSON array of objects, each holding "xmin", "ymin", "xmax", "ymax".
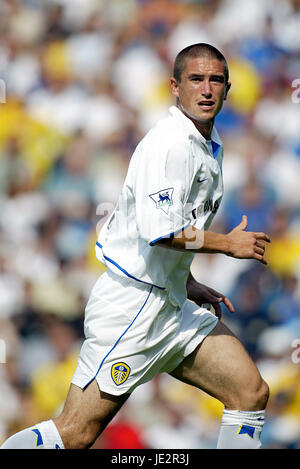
[
  {"xmin": 239, "ymin": 377, "xmax": 269, "ymax": 411},
  {"xmin": 224, "ymin": 376, "xmax": 269, "ymax": 411},
  {"xmin": 254, "ymin": 378, "xmax": 269, "ymax": 409}
]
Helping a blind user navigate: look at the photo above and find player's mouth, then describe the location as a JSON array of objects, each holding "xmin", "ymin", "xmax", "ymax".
[{"xmin": 197, "ymin": 100, "xmax": 215, "ymax": 110}]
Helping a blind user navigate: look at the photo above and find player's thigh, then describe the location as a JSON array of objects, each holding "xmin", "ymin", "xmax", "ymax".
[
  {"xmin": 169, "ymin": 321, "xmax": 267, "ymax": 410},
  {"xmin": 54, "ymin": 380, "xmax": 129, "ymax": 444}
]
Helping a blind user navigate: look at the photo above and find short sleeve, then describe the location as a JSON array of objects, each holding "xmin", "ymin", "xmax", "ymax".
[{"xmin": 135, "ymin": 142, "xmax": 193, "ymax": 245}]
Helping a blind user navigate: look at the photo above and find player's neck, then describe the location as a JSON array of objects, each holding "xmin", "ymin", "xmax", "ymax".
[
  {"xmin": 193, "ymin": 119, "xmax": 214, "ymax": 140},
  {"xmin": 177, "ymin": 104, "xmax": 214, "ymax": 140}
]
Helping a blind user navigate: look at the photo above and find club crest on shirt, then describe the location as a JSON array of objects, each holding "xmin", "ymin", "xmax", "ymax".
[
  {"xmin": 111, "ymin": 362, "xmax": 131, "ymax": 385},
  {"xmin": 149, "ymin": 188, "xmax": 174, "ymax": 214}
]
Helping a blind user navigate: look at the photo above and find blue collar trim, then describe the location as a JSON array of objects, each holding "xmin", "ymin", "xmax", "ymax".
[{"xmin": 211, "ymin": 140, "xmax": 221, "ymax": 159}]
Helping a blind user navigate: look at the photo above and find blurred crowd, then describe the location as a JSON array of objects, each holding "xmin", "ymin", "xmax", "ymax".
[{"xmin": 0, "ymin": 0, "xmax": 300, "ymax": 450}]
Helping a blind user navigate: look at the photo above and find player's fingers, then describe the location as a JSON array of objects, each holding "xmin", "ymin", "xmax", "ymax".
[
  {"xmin": 254, "ymin": 232, "xmax": 271, "ymax": 243},
  {"xmin": 254, "ymin": 246, "xmax": 265, "ymax": 256},
  {"xmin": 255, "ymin": 240, "xmax": 266, "ymax": 249},
  {"xmin": 254, "ymin": 253, "xmax": 268, "ymax": 265},
  {"xmin": 203, "ymin": 293, "xmax": 221, "ymax": 306},
  {"xmin": 211, "ymin": 301, "xmax": 222, "ymax": 319},
  {"xmin": 207, "ymin": 287, "xmax": 235, "ymax": 313},
  {"xmin": 231, "ymin": 215, "xmax": 248, "ymax": 233},
  {"xmin": 223, "ymin": 296, "xmax": 235, "ymax": 313}
]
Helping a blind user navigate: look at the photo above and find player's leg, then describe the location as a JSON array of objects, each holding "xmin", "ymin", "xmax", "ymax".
[
  {"xmin": 169, "ymin": 320, "xmax": 269, "ymax": 448},
  {"xmin": 1, "ymin": 380, "xmax": 129, "ymax": 449},
  {"xmin": 54, "ymin": 380, "xmax": 130, "ymax": 449}
]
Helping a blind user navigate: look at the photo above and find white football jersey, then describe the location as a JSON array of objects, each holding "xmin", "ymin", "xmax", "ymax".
[{"xmin": 96, "ymin": 106, "xmax": 224, "ymax": 306}]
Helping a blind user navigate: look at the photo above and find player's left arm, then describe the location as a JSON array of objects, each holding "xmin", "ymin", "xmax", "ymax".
[{"xmin": 186, "ymin": 272, "xmax": 235, "ymax": 319}]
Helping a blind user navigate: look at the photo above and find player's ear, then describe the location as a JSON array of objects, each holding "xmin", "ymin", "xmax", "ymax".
[
  {"xmin": 170, "ymin": 77, "xmax": 179, "ymax": 98},
  {"xmin": 224, "ymin": 81, "xmax": 231, "ymax": 101}
]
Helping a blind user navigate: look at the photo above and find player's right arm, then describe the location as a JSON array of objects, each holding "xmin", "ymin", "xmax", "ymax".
[{"xmin": 155, "ymin": 215, "xmax": 271, "ymax": 265}]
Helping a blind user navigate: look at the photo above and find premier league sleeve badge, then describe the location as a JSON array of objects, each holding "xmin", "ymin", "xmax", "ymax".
[{"xmin": 149, "ymin": 188, "xmax": 174, "ymax": 215}]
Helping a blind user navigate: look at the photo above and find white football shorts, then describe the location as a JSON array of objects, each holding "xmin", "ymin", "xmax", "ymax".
[{"xmin": 71, "ymin": 270, "xmax": 218, "ymax": 396}]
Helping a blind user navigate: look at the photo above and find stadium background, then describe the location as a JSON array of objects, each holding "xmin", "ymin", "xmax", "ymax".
[{"xmin": 0, "ymin": 0, "xmax": 300, "ymax": 449}]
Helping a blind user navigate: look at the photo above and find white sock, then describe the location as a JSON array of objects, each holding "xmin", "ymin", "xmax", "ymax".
[
  {"xmin": 217, "ymin": 409, "xmax": 265, "ymax": 449},
  {"xmin": 0, "ymin": 420, "xmax": 64, "ymax": 449}
]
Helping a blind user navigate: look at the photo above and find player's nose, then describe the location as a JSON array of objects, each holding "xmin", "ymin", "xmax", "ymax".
[{"xmin": 200, "ymin": 79, "xmax": 213, "ymax": 97}]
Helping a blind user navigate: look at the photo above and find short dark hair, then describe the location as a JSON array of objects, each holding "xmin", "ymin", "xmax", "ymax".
[{"xmin": 173, "ymin": 43, "xmax": 229, "ymax": 83}]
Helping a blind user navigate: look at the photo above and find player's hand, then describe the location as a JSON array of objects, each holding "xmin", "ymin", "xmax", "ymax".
[
  {"xmin": 186, "ymin": 275, "xmax": 235, "ymax": 319},
  {"xmin": 226, "ymin": 215, "xmax": 271, "ymax": 265}
]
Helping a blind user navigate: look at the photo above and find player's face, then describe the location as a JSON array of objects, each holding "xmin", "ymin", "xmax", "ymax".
[{"xmin": 170, "ymin": 56, "xmax": 230, "ymax": 126}]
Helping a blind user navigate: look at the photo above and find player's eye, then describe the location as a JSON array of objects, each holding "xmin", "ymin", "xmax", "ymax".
[
  {"xmin": 210, "ymin": 76, "xmax": 224, "ymax": 83},
  {"xmin": 189, "ymin": 76, "xmax": 203, "ymax": 82}
]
